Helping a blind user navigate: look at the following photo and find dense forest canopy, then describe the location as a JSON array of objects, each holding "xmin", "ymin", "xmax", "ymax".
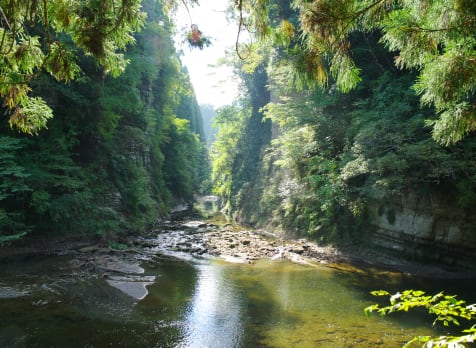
[
  {"xmin": 1, "ymin": 0, "xmax": 476, "ymax": 262},
  {"xmin": 0, "ymin": 0, "xmax": 209, "ymax": 133},
  {"xmin": 1, "ymin": 2, "xmax": 475, "ymax": 346},
  {"xmin": 209, "ymin": 0, "xmax": 476, "ymax": 264},
  {"xmin": 232, "ymin": 0, "xmax": 476, "ymax": 145},
  {"xmin": 0, "ymin": 0, "xmax": 209, "ymax": 242},
  {"xmin": 3, "ymin": 1, "xmax": 475, "ymax": 144},
  {"xmin": 0, "ymin": 0, "xmax": 146, "ymax": 133}
]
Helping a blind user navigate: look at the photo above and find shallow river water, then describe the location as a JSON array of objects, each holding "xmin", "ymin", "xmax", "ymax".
[{"xmin": 0, "ymin": 249, "xmax": 474, "ymax": 347}]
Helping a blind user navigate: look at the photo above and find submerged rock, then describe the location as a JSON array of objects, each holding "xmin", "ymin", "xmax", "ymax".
[
  {"xmin": 0, "ymin": 286, "xmax": 30, "ymax": 299},
  {"xmin": 96, "ymin": 258, "xmax": 144, "ymax": 274}
]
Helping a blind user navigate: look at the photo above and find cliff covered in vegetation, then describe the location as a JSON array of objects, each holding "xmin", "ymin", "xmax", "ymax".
[
  {"xmin": 0, "ymin": 0, "xmax": 209, "ymax": 242},
  {"xmin": 211, "ymin": 2, "xmax": 476, "ymax": 268}
]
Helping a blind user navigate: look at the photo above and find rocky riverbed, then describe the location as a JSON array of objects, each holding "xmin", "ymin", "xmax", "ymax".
[
  {"xmin": 4, "ymin": 218, "xmax": 464, "ymax": 348},
  {"xmin": 138, "ymin": 219, "xmax": 345, "ymax": 266},
  {"xmin": 73, "ymin": 215, "xmax": 476, "ymax": 298},
  {"xmin": 7, "ymin": 214, "xmax": 471, "ymax": 302},
  {"xmin": 66, "ymin": 218, "xmax": 362, "ymax": 300}
]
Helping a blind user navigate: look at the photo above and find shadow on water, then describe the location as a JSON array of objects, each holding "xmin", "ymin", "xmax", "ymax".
[
  {"xmin": 0, "ymin": 254, "xmax": 199, "ymax": 348},
  {"xmin": 207, "ymin": 260, "xmax": 475, "ymax": 348},
  {"xmin": 0, "ymin": 252, "xmax": 474, "ymax": 347}
]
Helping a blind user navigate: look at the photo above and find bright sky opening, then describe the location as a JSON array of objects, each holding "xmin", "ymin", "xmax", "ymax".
[{"xmin": 173, "ymin": 0, "xmax": 240, "ymax": 107}]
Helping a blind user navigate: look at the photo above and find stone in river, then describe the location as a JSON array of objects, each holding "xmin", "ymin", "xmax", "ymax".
[
  {"xmin": 0, "ymin": 287, "xmax": 29, "ymax": 299},
  {"xmin": 105, "ymin": 275, "xmax": 155, "ymax": 300}
]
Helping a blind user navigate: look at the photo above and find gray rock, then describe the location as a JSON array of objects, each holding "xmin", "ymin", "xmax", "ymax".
[{"xmin": 105, "ymin": 275, "xmax": 155, "ymax": 300}]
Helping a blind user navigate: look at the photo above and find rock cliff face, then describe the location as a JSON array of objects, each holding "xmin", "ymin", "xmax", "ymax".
[{"xmin": 366, "ymin": 193, "xmax": 476, "ymax": 268}]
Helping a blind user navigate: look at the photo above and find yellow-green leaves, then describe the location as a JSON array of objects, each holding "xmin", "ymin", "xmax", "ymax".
[
  {"xmin": 273, "ymin": 19, "xmax": 295, "ymax": 47},
  {"xmin": 239, "ymin": 0, "xmax": 476, "ymax": 145},
  {"xmin": 378, "ymin": 1, "xmax": 476, "ymax": 145},
  {"xmin": 45, "ymin": 42, "xmax": 80, "ymax": 82},
  {"xmin": 8, "ymin": 97, "xmax": 53, "ymax": 135},
  {"xmin": 365, "ymin": 290, "xmax": 476, "ymax": 348},
  {"xmin": 0, "ymin": 0, "xmax": 146, "ymax": 134}
]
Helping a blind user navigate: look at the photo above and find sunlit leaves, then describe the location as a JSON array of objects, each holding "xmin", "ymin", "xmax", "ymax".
[
  {"xmin": 45, "ymin": 42, "xmax": 81, "ymax": 82},
  {"xmin": 291, "ymin": 0, "xmax": 363, "ymax": 91},
  {"xmin": 340, "ymin": 154, "xmax": 370, "ymax": 181},
  {"xmin": 0, "ymin": 0, "xmax": 146, "ymax": 133},
  {"xmin": 0, "ymin": 0, "xmax": 209, "ymax": 239},
  {"xmin": 260, "ymin": 86, "xmax": 353, "ymax": 236},
  {"xmin": 380, "ymin": 8, "xmax": 439, "ymax": 69},
  {"xmin": 413, "ymin": 38, "xmax": 476, "ymax": 145},
  {"xmin": 272, "ymin": 19, "xmax": 295, "ymax": 47},
  {"xmin": 378, "ymin": 1, "xmax": 476, "ymax": 145},
  {"xmin": 46, "ymin": 0, "xmax": 73, "ymax": 30},
  {"xmin": 239, "ymin": 0, "xmax": 476, "ymax": 144},
  {"xmin": 9, "ymin": 97, "xmax": 54, "ymax": 135},
  {"xmin": 11, "ymin": 36, "xmax": 45, "ymax": 74},
  {"xmin": 210, "ymin": 104, "xmax": 250, "ymax": 199},
  {"xmin": 426, "ymin": 104, "xmax": 476, "ymax": 146},
  {"xmin": 330, "ymin": 54, "xmax": 362, "ymax": 93},
  {"xmin": 365, "ymin": 290, "xmax": 476, "ymax": 348}
]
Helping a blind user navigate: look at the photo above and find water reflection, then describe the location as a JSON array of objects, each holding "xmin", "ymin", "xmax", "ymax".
[
  {"xmin": 189, "ymin": 260, "xmax": 439, "ymax": 348},
  {"xmin": 179, "ymin": 263, "xmax": 244, "ymax": 348},
  {"xmin": 176, "ymin": 259, "xmax": 449, "ymax": 347},
  {"xmin": 0, "ymin": 253, "xmax": 474, "ymax": 347}
]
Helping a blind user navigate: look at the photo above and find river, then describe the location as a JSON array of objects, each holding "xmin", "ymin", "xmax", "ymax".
[{"xmin": 0, "ymin": 223, "xmax": 474, "ymax": 347}]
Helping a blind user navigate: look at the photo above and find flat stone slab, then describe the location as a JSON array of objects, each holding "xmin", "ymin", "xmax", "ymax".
[
  {"xmin": 97, "ymin": 259, "xmax": 144, "ymax": 274},
  {"xmin": 105, "ymin": 275, "xmax": 156, "ymax": 300}
]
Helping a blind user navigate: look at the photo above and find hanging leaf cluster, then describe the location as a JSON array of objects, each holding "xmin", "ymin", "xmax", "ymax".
[{"xmin": 185, "ymin": 24, "xmax": 211, "ymax": 49}]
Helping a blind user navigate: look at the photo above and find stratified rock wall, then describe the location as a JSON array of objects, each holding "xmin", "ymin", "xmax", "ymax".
[{"xmin": 366, "ymin": 193, "xmax": 476, "ymax": 268}]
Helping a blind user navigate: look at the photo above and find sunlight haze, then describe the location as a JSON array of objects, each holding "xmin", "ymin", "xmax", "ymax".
[{"xmin": 174, "ymin": 0, "xmax": 239, "ymax": 107}]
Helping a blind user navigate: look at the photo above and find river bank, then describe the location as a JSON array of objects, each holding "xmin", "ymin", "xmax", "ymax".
[
  {"xmin": 1, "ymin": 212, "xmax": 475, "ymax": 281},
  {"xmin": 138, "ymin": 215, "xmax": 476, "ymax": 278}
]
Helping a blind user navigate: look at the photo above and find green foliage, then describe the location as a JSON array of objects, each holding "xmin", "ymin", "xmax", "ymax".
[
  {"xmin": 211, "ymin": 104, "xmax": 250, "ymax": 200},
  {"xmin": 200, "ymin": 104, "xmax": 218, "ymax": 147},
  {"xmin": 235, "ymin": 0, "xmax": 476, "ymax": 145},
  {"xmin": 107, "ymin": 240, "xmax": 130, "ymax": 250},
  {"xmin": 110, "ymin": 127, "xmax": 156, "ymax": 231},
  {"xmin": 7, "ymin": 97, "xmax": 54, "ymax": 135},
  {"xmin": 0, "ymin": 136, "xmax": 31, "ymax": 236},
  {"xmin": 209, "ymin": 61, "xmax": 272, "ymax": 221},
  {"xmin": 30, "ymin": 191, "xmax": 51, "ymax": 215},
  {"xmin": 0, "ymin": 0, "xmax": 210, "ymax": 242},
  {"xmin": 0, "ymin": 136, "xmax": 31, "ymax": 199},
  {"xmin": 0, "ymin": 0, "xmax": 146, "ymax": 132},
  {"xmin": 261, "ymin": 89, "xmax": 358, "ymax": 240},
  {"xmin": 185, "ymin": 25, "xmax": 212, "ymax": 50},
  {"xmin": 0, "ymin": 230, "xmax": 28, "ymax": 244},
  {"xmin": 365, "ymin": 290, "xmax": 476, "ymax": 348},
  {"xmin": 212, "ymin": 9, "xmax": 476, "ymax": 247},
  {"xmin": 48, "ymin": 193, "xmax": 84, "ymax": 229}
]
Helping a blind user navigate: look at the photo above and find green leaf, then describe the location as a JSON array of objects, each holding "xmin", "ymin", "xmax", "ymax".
[{"xmin": 370, "ymin": 290, "xmax": 390, "ymax": 296}]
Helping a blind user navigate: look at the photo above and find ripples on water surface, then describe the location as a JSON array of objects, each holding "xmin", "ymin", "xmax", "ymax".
[{"xmin": 0, "ymin": 254, "xmax": 474, "ymax": 347}]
